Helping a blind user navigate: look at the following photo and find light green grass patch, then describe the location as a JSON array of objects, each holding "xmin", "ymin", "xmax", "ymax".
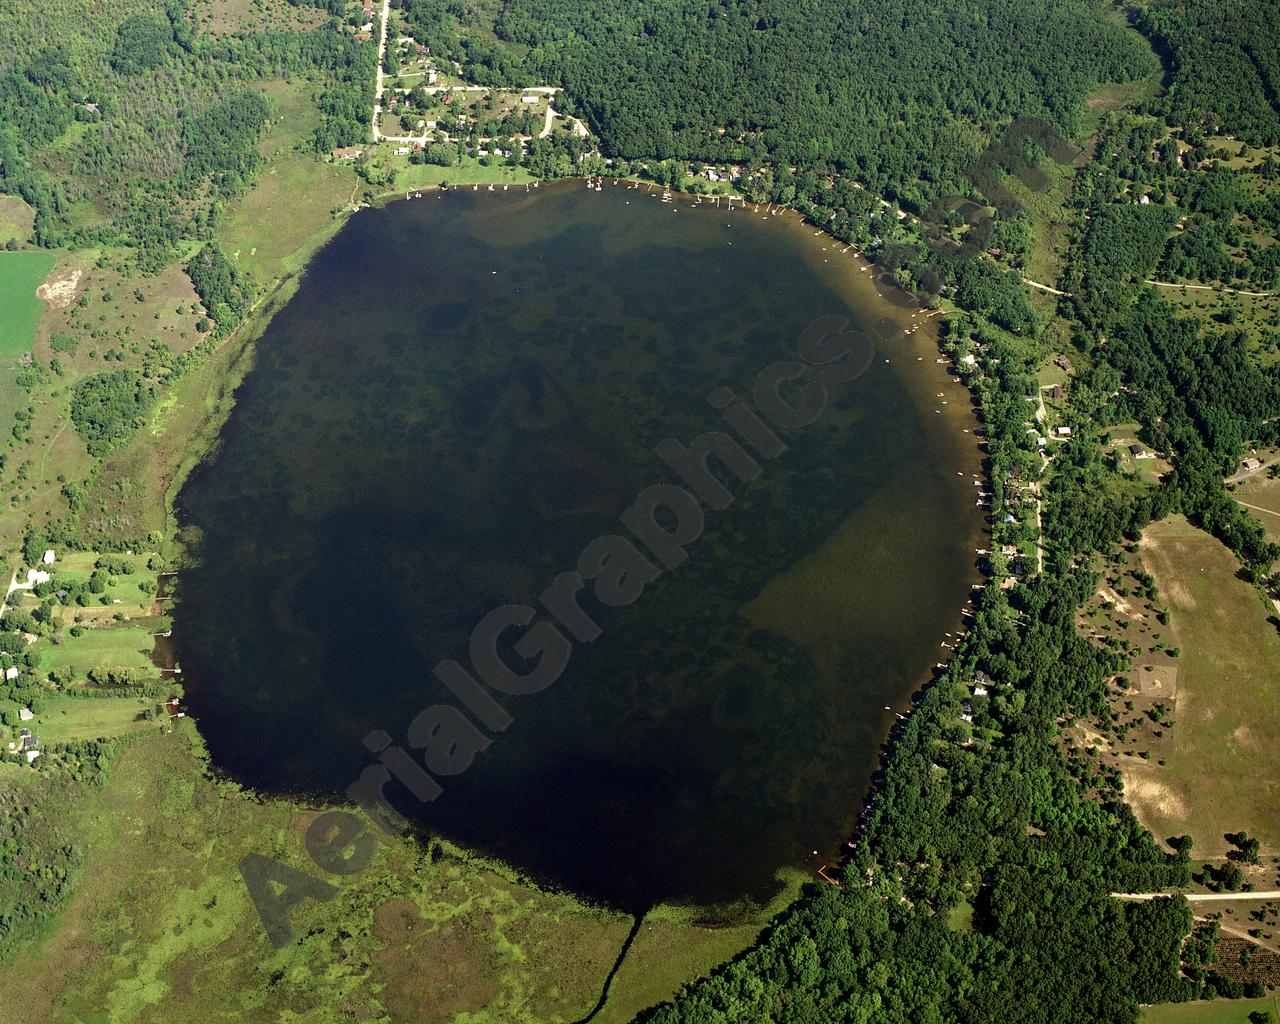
[
  {"xmin": 1142, "ymin": 996, "xmax": 1280, "ymax": 1024},
  {"xmin": 33, "ymin": 625, "xmax": 160, "ymax": 680},
  {"xmin": 388, "ymin": 155, "xmax": 534, "ymax": 191},
  {"xmin": 0, "ymin": 251, "xmax": 56, "ymax": 357},
  {"xmin": 22, "ymin": 694, "xmax": 158, "ymax": 744}
]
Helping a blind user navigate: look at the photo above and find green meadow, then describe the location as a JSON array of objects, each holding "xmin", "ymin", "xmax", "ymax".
[{"xmin": 0, "ymin": 251, "xmax": 55, "ymax": 358}]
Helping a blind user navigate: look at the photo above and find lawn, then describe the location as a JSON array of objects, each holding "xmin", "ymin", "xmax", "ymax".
[
  {"xmin": 0, "ymin": 250, "xmax": 56, "ymax": 357},
  {"xmin": 46, "ymin": 550, "xmax": 162, "ymax": 620},
  {"xmin": 31, "ymin": 625, "xmax": 161, "ymax": 681},
  {"xmin": 11, "ymin": 693, "xmax": 159, "ymax": 745},
  {"xmin": 1142, "ymin": 996, "xmax": 1280, "ymax": 1024},
  {"xmin": 385, "ymin": 155, "xmax": 535, "ymax": 192},
  {"xmin": 1121, "ymin": 516, "xmax": 1280, "ymax": 856}
]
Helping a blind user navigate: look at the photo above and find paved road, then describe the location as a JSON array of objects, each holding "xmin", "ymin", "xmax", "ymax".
[{"xmin": 371, "ymin": 0, "xmax": 391, "ymax": 141}]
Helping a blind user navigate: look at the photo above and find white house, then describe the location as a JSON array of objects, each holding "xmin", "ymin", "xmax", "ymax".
[
  {"xmin": 42, "ymin": 550, "xmax": 56, "ymax": 565},
  {"xmin": 4, "ymin": 666, "xmax": 19, "ymax": 681},
  {"xmin": 26, "ymin": 568, "xmax": 50, "ymax": 585},
  {"xmin": 18, "ymin": 707, "xmax": 33, "ymax": 721}
]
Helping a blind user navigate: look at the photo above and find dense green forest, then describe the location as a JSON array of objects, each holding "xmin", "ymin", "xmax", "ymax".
[
  {"xmin": 1137, "ymin": 0, "xmax": 1280, "ymax": 146},
  {"xmin": 479, "ymin": 0, "xmax": 1156, "ymax": 211}
]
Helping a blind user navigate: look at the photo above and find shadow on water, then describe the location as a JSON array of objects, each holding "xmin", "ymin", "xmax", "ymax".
[{"xmin": 171, "ymin": 182, "xmax": 982, "ymax": 912}]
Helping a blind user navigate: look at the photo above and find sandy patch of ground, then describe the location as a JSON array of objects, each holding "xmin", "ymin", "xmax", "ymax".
[
  {"xmin": 1097, "ymin": 583, "xmax": 1143, "ymax": 618},
  {"xmin": 1122, "ymin": 768, "xmax": 1190, "ymax": 822},
  {"xmin": 35, "ymin": 266, "xmax": 83, "ymax": 308}
]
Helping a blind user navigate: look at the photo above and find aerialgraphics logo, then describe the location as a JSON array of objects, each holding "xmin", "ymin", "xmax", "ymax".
[{"xmin": 240, "ymin": 115, "xmax": 1081, "ymax": 947}]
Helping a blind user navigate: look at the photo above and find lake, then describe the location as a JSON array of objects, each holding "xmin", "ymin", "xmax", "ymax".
[{"xmin": 171, "ymin": 181, "xmax": 983, "ymax": 912}]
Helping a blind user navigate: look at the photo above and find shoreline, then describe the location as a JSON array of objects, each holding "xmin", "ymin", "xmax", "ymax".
[{"xmin": 156, "ymin": 174, "xmax": 991, "ymax": 954}]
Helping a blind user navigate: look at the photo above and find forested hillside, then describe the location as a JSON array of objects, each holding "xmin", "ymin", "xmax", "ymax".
[
  {"xmin": 486, "ymin": 0, "xmax": 1154, "ymax": 211},
  {"xmin": 1137, "ymin": 0, "xmax": 1280, "ymax": 145}
]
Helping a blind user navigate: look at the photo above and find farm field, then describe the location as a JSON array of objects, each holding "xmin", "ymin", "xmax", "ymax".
[
  {"xmin": 1108, "ymin": 516, "xmax": 1280, "ymax": 857},
  {"xmin": 0, "ymin": 251, "xmax": 56, "ymax": 358},
  {"xmin": 1142, "ymin": 996, "xmax": 1280, "ymax": 1024}
]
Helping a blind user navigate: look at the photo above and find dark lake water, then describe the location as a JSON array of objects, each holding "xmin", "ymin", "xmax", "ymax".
[{"xmin": 172, "ymin": 182, "xmax": 982, "ymax": 912}]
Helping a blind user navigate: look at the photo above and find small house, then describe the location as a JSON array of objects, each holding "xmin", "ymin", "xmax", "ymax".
[
  {"xmin": 331, "ymin": 146, "xmax": 363, "ymax": 160},
  {"xmin": 3, "ymin": 666, "xmax": 18, "ymax": 681},
  {"xmin": 520, "ymin": 93, "xmax": 540, "ymax": 103},
  {"xmin": 18, "ymin": 707, "xmax": 34, "ymax": 721},
  {"xmin": 1053, "ymin": 426, "xmax": 1072, "ymax": 439},
  {"xmin": 1050, "ymin": 385, "xmax": 1063, "ymax": 400},
  {"xmin": 42, "ymin": 550, "xmax": 56, "ymax": 565},
  {"xmin": 1240, "ymin": 458, "xmax": 1262, "ymax": 473}
]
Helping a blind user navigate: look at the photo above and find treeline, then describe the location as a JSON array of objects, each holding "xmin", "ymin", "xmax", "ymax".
[
  {"xmin": 187, "ymin": 242, "xmax": 255, "ymax": 337},
  {"xmin": 491, "ymin": 0, "xmax": 1153, "ymax": 211},
  {"xmin": 1136, "ymin": 0, "xmax": 1280, "ymax": 145},
  {"xmin": 69, "ymin": 370, "xmax": 159, "ymax": 459}
]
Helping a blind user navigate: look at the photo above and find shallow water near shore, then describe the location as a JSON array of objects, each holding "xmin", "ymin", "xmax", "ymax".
[{"xmin": 172, "ymin": 181, "xmax": 982, "ymax": 911}]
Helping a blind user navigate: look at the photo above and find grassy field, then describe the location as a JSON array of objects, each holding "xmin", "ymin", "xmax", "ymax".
[
  {"xmin": 1142, "ymin": 996, "xmax": 1280, "ymax": 1024},
  {"xmin": 218, "ymin": 79, "xmax": 358, "ymax": 286},
  {"xmin": 0, "ymin": 251, "xmax": 56, "ymax": 358},
  {"xmin": 1116, "ymin": 516, "xmax": 1280, "ymax": 856},
  {"xmin": 30, "ymin": 625, "xmax": 161, "ymax": 680},
  {"xmin": 1231, "ymin": 465, "xmax": 1280, "ymax": 548},
  {"xmin": 392, "ymin": 157, "xmax": 535, "ymax": 191},
  {"xmin": 4, "ymin": 693, "xmax": 159, "ymax": 746}
]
